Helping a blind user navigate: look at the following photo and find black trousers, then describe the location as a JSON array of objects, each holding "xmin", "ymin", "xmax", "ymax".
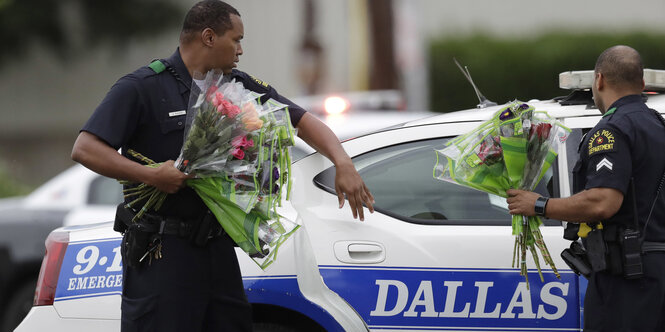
[
  {"xmin": 584, "ymin": 252, "xmax": 665, "ymax": 332},
  {"xmin": 121, "ymin": 233, "xmax": 253, "ymax": 332}
]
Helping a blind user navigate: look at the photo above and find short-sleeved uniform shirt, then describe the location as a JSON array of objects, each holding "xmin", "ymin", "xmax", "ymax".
[
  {"xmin": 574, "ymin": 94, "xmax": 665, "ymax": 241},
  {"xmin": 82, "ymin": 49, "xmax": 306, "ymax": 219}
]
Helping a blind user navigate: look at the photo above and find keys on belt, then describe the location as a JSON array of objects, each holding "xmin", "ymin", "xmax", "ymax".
[
  {"xmin": 140, "ymin": 220, "xmax": 165, "ymax": 265},
  {"xmin": 124, "ymin": 208, "xmax": 226, "ymax": 265}
]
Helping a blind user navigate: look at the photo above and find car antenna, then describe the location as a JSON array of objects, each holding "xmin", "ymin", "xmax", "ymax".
[{"xmin": 454, "ymin": 58, "xmax": 497, "ymax": 108}]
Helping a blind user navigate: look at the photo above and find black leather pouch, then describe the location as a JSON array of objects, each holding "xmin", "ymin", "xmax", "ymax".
[
  {"xmin": 114, "ymin": 204, "xmax": 134, "ymax": 233},
  {"xmin": 586, "ymin": 228, "xmax": 608, "ymax": 272},
  {"xmin": 121, "ymin": 223, "xmax": 152, "ymax": 268}
]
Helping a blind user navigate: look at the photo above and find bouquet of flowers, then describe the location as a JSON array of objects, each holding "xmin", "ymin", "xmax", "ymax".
[
  {"xmin": 122, "ymin": 70, "xmax": 298, "ymax": 269},
  {"xmin": 434, "ymin": 101, "xmax": 570, "ymax": 287}
]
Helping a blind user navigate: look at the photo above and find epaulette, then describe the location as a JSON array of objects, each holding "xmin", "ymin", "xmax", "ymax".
[
  {"xmin": 249, "ymin": 74, "xmax": 271, "ymax": 89},
  {"xmin": 148, "ymin": 60, "xmax": 166, "ymax": 74},
  {"xmin": 232, "ymin": 70, "xmax": 271, "ymax": 92}
]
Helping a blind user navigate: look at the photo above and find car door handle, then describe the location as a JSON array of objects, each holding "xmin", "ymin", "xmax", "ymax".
[
  {"xmin": 334, "ymin": 241, "xmax": 385, "ymax": 264},
  {"xmin": 348, "ymin": 244, "xmax": 382, "ymax": 254}
]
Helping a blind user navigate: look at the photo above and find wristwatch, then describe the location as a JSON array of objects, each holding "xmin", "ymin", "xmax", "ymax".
[{"xmin": 534, "ymin": 196, "xmax": 549, "ymax": 217}]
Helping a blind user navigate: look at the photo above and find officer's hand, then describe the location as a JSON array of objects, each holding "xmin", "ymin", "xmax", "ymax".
[
  {"xmin": 334, "ymin": 162, "xmax": 375, "ymax": 221},
  {"xmin": 506, "ymin": 189, "xmax": 540, "ymax": 216},
  {"xmin": 149, "ymin": 160, "xmax": 193, "ymax": 194}
]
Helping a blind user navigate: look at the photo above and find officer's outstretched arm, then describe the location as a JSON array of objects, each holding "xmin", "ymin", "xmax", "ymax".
[
  {"xmin": 71, "ymin": 131, "xmax": 190, "ymax": 194},
  {"xmin": 296, "ymin": 113, "xmax": 375, "ymax": 221},
  {"xmin": 507, "ymin": 187, "xmax": 623, "ymax": 222}
]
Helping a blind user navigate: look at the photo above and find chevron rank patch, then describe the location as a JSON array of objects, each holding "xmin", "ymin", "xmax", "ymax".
[
  {"xmin": 596, "ymin": 157, "xmax": 613, "ymax": 172},
  {"xmin": 587, "ymin": 129, "xmax": 616, "ymax": 156}
]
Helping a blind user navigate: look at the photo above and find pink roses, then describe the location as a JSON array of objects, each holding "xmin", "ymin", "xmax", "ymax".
[
  {"xmin": 231, "ymin": 135, "xmax": 255, "ymax": 149},
  {"xmin": 211, "ymin": 92, "xmax": 241, "ymax": 118},
  {"xmin": 232, "ymin": 148, "xmax": 245, "ymax": 160},
  {"xmin": 231, "ymin": 135, "xmax": 255, "ymax": 160},
  {"xmin": 207, "ymin": 89, "xmax": 265, "ymax": 160}
]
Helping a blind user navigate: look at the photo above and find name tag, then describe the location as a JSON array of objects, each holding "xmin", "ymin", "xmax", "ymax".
[{"xmin": 169, "ymin": 110, "xmax": 186, "ymax": 117}]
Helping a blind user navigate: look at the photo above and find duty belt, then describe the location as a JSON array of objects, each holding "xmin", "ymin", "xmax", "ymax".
[
  {"xmin": 642, "ymin": 241, "xmax": 665, "ymax": 253},
  {"xmin": 134, "ymin": 212, "xmax": 195, "ymax": 237},
  {"xmin": 123, "ymin": 210, "xmax": 223, "ymax": 239}
]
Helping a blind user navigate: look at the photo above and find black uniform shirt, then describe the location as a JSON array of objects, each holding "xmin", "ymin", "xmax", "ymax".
[
  {"xmin": 226, "ymin": 69, "xmax": 306, "ymax": 124},
  {"xmin": 82, "ymin": 49, "xmax": 306, "ymax": 219},
  {"xmin": 575, "ymin": 94, "xmax": 665, "ymax": 241}
]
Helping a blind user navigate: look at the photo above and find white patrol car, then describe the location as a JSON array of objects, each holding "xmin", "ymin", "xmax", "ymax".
[
  {"xmin": 0, "ymin": 105, "xmax": 432, "ymax": 332},
  {"xmin": 16, "ymin": 70, "xmax": 665, "ymax": 332}
]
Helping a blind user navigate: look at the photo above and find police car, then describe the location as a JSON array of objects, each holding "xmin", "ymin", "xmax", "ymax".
[
  {"xmin": 0, "ymin": 103, "xmax": 430, "ymax": 332},
  {"xmin": 0, "ymin": 164, "xmax": 123, "ymax": 332},
  {"xmin": 16, "ymin": 70, "xmax": 665, "ymax": 331}
]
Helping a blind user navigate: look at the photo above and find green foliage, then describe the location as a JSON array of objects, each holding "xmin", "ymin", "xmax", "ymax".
[
  {"xmin": 0, "ymin": 163, "xmax": 30, "ymax": 198},
  {"xmin": 429, "ymin": 32, "xmax": 665, "ymax": 112},
  {"xmin": 0, "ymin": 0, "xmax": 182, "ymax": 66},
  {"xmin": 78, "ymin": 0, "xmax": 182, "ymax": 47}
]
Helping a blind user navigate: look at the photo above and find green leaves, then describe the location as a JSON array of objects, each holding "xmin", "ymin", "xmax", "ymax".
[
  {"xmin": 0, "ymin": 162, "xmax": 30, "ymax": 198},
  {"xmin": 435, "ymin": 102, "xmax": 567, "ymax": 287},
  {"xmin": 430, "ymin": 32, "xmax": 665, "ymax": 112},
  {"xmin": 180, "ymin": 105, "xmax": 234, "ymax": 170},
  {"xmin": 188, "ymin": 176, "xmax": 300, "ymax": 270},
  {"xmin": 0, "ymin": 0, "xmax": 182, "ymax": 66}
]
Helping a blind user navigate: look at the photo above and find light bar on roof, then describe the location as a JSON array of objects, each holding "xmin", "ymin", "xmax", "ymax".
[
  {"xmin": 559, "ymin": 69, "xmax": 665, "ymax": 91},
  {"xmin": 324, "ymin": 96, "xmax": 349, "ymax": 115},
  {"xmin": 644, "ymin": 69, "xmax": 665, "ymax": 91},
  {"xmin": 559, "ymin": 71, "xmax": 594, "ymax": 90}
]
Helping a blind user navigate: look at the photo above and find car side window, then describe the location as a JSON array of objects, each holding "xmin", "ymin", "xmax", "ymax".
[
  {"xmin": 314, "ymin": 137, "xmax": 558, "ymax": 226},
  {"xmin": 87, "ymin": 176, "xmax": 123, "ymax": 205}
]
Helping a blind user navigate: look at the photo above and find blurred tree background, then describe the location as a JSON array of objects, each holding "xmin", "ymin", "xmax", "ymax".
[
  {"xmin": 0, "ymin": 0, "xmax": 183, "ymax": 197},
  {"xmin": 430, "ymin": 32, "xmax": 665, "ymax": 112},
  {"xmin": 1, "ymin": 0, "xmax": 664, "ymax": 197},
  {"xmin": 0, "ymin": 0, "xmax": 182, "ymax": 67},
  {"xmin": 0, "ymin": 163, "xmax": 29, "ymax": 197}
]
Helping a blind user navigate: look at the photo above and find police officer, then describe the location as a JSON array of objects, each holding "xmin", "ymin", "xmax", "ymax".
[
  {"xmin": 507, "ymin": 45, "xmax": 665, "ymax": 331},
  {"xmin": 71, "ymin": 1, "xmax": 374, "ymax": 331}
]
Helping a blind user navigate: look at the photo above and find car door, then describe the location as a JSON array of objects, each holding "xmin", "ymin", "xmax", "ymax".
[{"xmin": 291, "ymin": 122, "xmax": 580, "ymax": 332}]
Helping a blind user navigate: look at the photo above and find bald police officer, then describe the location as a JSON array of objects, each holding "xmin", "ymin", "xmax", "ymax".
[
  {"xmin": 71, "ymin": 1, "xmax": 374, "ymax": 331},
  {"xmin": 507, "ymin": 45, "xmax": 665, "ymax": 331}
]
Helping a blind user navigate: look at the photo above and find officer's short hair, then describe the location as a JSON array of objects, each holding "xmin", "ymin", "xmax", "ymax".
[
  {"xmin": 181, "ymin": 0, "xmax": 240, "ymax": 43},
  {"xmin": 594, "ymin": 45, "xmax": 643, "ymax": 91}
]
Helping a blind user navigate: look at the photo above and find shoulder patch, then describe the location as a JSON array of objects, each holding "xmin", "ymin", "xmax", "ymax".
[
  {"xmin": 249, "ymin": 75, "xmax": 270, "ymax": 89},
  {"xmin": 596, "ymin": 157, "xmax": 614, "ymax": 172},
  {"xmin": 148, "ymin": 60, "xmax": 166, "ymax": 74},
  {"xmin": 587, "ymin": 128, "xmax": 616, "ymax": 156}
]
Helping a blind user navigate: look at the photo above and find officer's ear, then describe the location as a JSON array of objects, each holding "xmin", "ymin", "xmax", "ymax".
[
  {"xmin": 595, "ymin": 72, "xmax": 605, "ymax": 91},
  {"xmin": 201, "ymin": 28, "xmax": 216, "ymax": 47}
]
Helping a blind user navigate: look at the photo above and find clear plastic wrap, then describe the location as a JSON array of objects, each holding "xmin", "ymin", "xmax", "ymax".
[
  {"xmin": 434, "ymin": 101, "xmax": 571, "ymax": 287},
  {"xmin": 124, "ymin": 70, "xmax": 299, "ymax": 269}
]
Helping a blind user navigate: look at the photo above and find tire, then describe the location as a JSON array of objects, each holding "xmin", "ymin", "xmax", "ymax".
[
  {"xmin": 252, "ymin": 322, "xmax": 299, "ymax": 332},
  {"xmin": 1, "ymin": 279, "xmax": 36, "ymax": 332}
]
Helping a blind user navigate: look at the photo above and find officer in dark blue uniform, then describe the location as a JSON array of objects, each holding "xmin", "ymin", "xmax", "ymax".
[
  {"xmin": 507, "ymin": 45, "xmax": 665, "ymax": 331},
  {"xmin": 72, "ymin": 1, "xmax": 374, "ymax": 331}
]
